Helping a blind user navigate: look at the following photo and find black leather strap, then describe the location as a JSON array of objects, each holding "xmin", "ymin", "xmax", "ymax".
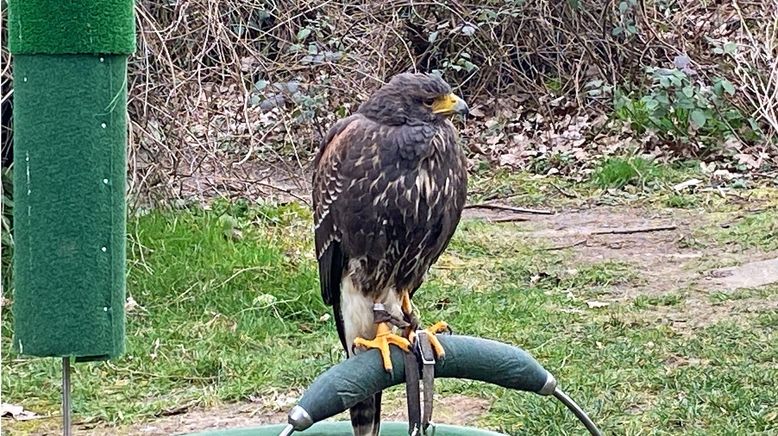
[
  {"xmin": 416, "ymin": 331, "xmax": 436, "ymax": 432},
  {"xmin": 405, "ymin": 330, "xmax": 438, "ymax": 435},
  {"xmin": 404, "ymin": 350, "xmax": 422, "ymax": 435}
]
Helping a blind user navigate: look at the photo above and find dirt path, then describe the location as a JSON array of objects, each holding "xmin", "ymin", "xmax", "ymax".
[{"xmin": 466, "ymin": 204, "xmax": 778, "ymax": 332}]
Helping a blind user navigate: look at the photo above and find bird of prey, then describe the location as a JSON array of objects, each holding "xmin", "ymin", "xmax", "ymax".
[{"xmin": 312, "ymin": 72, "xmax": 468, "ymax": 436}]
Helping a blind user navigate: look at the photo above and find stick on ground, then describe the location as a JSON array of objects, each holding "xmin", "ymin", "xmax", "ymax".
[
  {"xmin": 490, "ymin": 216, "xmax": 531, "ymax": 223},
  {"xmin": 589, "ymin": 225, "xmax": 677, "ymax": 235},
  {"xmin": 465, "ymin": 203, "xmax": 554, "ymax": 215}
]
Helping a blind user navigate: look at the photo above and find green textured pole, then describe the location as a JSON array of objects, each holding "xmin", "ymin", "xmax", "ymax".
[
  {"xmin": 8, "ymin": 0, "xmax": 135, "ymax": 359},
  {"xmin": 9, "ymin": 3, "xmax": 135, "ymax": 432}
]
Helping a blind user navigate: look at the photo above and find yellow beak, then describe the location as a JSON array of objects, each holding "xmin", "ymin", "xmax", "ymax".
[{"xmin": 431, "ymin": 93, "xmax": 469, "ymax": 116}]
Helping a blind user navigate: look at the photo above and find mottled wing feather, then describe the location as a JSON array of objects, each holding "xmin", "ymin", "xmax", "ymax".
[
  {"xmin": 313, "ymin": 115, "xmax": 359, "ymax": 305},
  {"xmin": 313, "ymin": 115, "xmax": 374, "ymax": 351}
]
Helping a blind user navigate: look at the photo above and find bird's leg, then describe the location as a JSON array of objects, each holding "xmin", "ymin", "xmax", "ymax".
[
  {"xmin": 400, "ymin": 290, "xmax": 419, "ymax": 342},
  {"xmin": 400, "ymin": 290, "xmax": 451, "ymax": 359},
  {"xmin": 352, "ymin": 304, "xmax": 412, "ymax": 372},
  {"xmin": 401, "ymin": 290, "xmax": 413, "ymax": 317}
]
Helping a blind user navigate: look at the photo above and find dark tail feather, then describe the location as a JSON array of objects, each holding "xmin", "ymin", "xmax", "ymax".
[{"xmin": 350, "ymin": 391, "xmax": 382, "ymax": 436}]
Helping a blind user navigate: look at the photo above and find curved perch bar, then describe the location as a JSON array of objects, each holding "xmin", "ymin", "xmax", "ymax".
[
  {"xmin": 280, "ymin": 334, "xmax": 603, "ymax": 436},
  {"xmin": 285, "ymin": 335, "xmax": 557, "ymax": 432}
]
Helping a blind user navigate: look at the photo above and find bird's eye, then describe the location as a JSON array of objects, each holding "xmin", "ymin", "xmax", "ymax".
[{"xmin": 423, "ymin": 98, "xmax": 435, "ymax": 107}]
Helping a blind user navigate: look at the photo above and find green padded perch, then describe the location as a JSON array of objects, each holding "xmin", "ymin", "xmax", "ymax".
[
  {"xmin": 271, "ymin": 334, "xmax": 602, "ymax": 436},
  {"xmin": 287, "ymin": 335, "xmax": 556, "ymax": 434}
]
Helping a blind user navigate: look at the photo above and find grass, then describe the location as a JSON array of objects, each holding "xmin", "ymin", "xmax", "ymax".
[
  {"xmin": 715, "ymin": 210, "xmax": 778, "ymax": 251},
  {"xmin": 2, "ymin": 193, "xmax": 778, "ymax": 435},
  {"xmin": 466, "ymin": 168, "xmax": 587, "ymax": 206},
  {"xmin": 663, "ymin": 193, "xmax": 700, "ymax": 209},
  {"xmin": 592, "ymin": 156, "xmax": 702, "ymax": 190},
  {"xmin": 594, "ymin": 156, "xmax": 663, "ymax": 189},
  {"xmin": 467, "ymin": 157, "xmax": 712, "ymax": 212},
  {"xmin": 686, "ymin": 208, "xmax": 778, "ymax": 260}
]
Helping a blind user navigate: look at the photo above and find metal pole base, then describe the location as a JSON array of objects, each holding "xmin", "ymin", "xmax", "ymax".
[{"xmin": 62, "ymin": 357, "xmax": 72, "ymax": 436}]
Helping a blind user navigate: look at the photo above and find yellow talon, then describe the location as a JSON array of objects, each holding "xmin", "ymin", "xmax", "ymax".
[
  {"xmin": 424, "ymin": 321, "xmax": 450, "ymax": 359},
  {"xmin": 353, "ymin": 322, "xmax": 411, "ymax": 372}
]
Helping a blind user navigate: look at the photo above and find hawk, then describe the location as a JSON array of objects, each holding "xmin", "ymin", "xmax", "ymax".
[{"xmin": 312, "ymin": 73, "xmax": 468, "ymax": 436}]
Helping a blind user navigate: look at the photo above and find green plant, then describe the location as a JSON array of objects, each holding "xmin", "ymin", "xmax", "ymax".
[
  {"xmin": 614, "ymin": 67, "xmax": 761, "ymax": 152},
  {"xmin": 1, "ymin": 166, "xmax": 12, "ymax": 295},
  {"xmin": 593, "ymin": 156, "xmax": 662, "ymax": 189},
  {"xmin": 633, "ymin": 293, "xmax": 683, "ymax": 309},
  {"xmin": 664, "ymin": 193, "xmax": 699, "ymax": 209},
  {"xmin": 612, "ymin": 0, "xmax": 639, "ymax": 37}
]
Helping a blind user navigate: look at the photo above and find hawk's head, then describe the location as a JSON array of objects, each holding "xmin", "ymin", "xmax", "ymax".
[{"xmin": 358, "ymin": 73, "xmax": 469, "ymax": 126}]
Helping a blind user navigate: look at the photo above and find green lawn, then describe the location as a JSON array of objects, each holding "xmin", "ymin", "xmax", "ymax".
[{"xmin": 2, "ymin": 187, "xmax": 777, "ymax": 435}]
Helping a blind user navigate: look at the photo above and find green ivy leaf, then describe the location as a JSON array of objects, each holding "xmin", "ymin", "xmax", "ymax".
[
  {"xmin": 690, "ymin": 109, "xmax": 708, "ymax": 128},
  {"xmin": 254, "ymin": 80, "xmax": 269, "ymax": 91},
  {"xmin": 643, "ymin": 97, "xmax": 659, "ymax": 111},
  {"xmin": 296, "ymin": 27, "xmax": 312, "ymax": 42},
  {"xmin": 721, "ymin": 79, "xmax": 736, "ymax": 95},
  {"xmin": 655, "ymin": 93, "xmax": 670, "ymax": 105}
]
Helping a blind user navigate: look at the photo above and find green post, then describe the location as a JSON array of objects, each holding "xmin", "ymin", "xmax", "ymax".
[{"xmin": 7, "ymin": 0, "xmax": 135, "ymax": 431}]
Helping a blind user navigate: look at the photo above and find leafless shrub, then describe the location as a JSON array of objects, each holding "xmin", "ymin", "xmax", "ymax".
[{"xmin": 1, "ymin": 0, "xmax": 775, "ymax": 206}]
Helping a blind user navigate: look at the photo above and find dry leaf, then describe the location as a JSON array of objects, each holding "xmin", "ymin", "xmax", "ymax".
[
  {"xmin": 1, "ymin": 403, "xmax": 40, "ymax": 421},
  {"xmin": 125, "ymin": 296, "xmax": 139, "ymax": 313},
  {"xmin": 672, "ymin": 178, "xmax": 702, "ymax": 191},
  {"xmin": 468, "ymin": 107, "xmax": 486, "ymax": 118}
]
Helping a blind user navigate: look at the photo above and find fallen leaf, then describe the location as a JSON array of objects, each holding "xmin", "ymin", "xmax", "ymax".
[
  {"xmin": 735, "ymin": 153, "xmax": 760, "ymax": 169},
  {"xmin": 672, "ymin": 178, "xmax": 702, "ymax": 191},
  {"xmin": 1, "ymin": 403, "xmax": 40, "ymax": 421},
  {"xmin": 125, "ymin": 296, "xmax": 139, "ymax": 313},
  {"xmin": 468, "ymin": 107, "xmax": 486, "ymax": 118}
]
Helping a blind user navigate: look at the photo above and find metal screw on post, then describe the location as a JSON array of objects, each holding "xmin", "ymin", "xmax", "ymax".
[{"xmin": 62, "ymin": 357, "xmax": 72, "ymax": 436}]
